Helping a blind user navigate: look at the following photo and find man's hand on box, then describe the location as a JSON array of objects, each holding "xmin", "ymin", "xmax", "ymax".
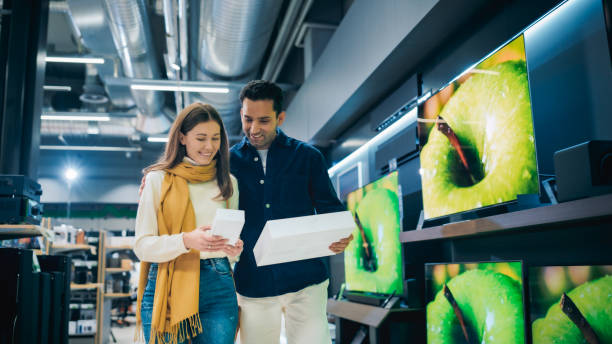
[
  {"xmin": 329, "ymin": 234, "xmax": 354, "ymax": 254},
  {"xmin": 221, "ymin": 239, "xmax": 244, "ymax": 258}
]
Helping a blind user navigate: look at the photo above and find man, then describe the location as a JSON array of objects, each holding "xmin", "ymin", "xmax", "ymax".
[{"xmin": 232, "ymin": 80, "xmax": 352, "ymax": 344}]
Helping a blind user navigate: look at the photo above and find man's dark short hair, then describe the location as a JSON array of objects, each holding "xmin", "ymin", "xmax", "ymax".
[{"xmin": 239, "ymin": 80, "xmax": 284, "ymax": 116}]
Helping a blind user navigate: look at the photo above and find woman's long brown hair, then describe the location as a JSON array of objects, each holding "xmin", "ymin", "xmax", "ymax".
[{"xmin": 143, "ymin": 102, "xmax": 233, "ymax": 200}]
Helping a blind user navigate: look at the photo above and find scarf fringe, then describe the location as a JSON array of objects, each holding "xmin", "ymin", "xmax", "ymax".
[
  {"xmin": 151, "ymin": 313, "xmax": 203, "ymax": 344},
  {"xmin": 133, "ymin": 323, "xmax": 144, "ymax": 343}
]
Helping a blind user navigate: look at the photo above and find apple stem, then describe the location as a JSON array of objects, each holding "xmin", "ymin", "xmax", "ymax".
[
  {"xmin": 354, "ymin": 213, "xmax": 377, "ymax": 272},
  {"xmin": 560, "ymin": 293, "xmax": 601, "ymax": 344},
  {"xmin": 436, "ymin": 116, "xmax": 477, "ymax": 185},
  {"xmin": 443, "ymin": 284, "xmax": 474, "ymax": 344}
]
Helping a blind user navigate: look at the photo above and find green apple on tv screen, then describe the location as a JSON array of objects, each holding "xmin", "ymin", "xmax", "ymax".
[
  {"xmin": 344, "ymin": 171, "xmax": 404, "ymax": 295},
  {"xmin": 418, "ymin": 34, "xmax": 539, "ymax": 220},
  {"xmin": 528, "ymin": 265, "xmax": 612, "ymax": 344},
  {"xmin": 426, "ymin": 261, "xmax": 526, "ymax": 344}
]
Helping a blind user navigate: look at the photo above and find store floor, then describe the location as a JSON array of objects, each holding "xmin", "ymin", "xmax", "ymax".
[
  {"xmin": 105, "ymin": 316, "xmax": 294, "ymax": 344},
  {"xmin": 100, "ymin": 316, "xmax": 335, "ymax": 343}
]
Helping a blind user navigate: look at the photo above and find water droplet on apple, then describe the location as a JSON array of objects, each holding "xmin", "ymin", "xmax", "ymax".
[{"xmin": 522, "ymin": 170, "xmax": 531, "ymax": 179}]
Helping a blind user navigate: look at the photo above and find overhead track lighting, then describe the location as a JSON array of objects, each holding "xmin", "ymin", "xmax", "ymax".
[
  {"xmin": 43, "ymin": 85, "xmax": 72, "ymax": 92},
  {"xmin": 41, "ymin": 145, "xmax": 142, "ymax": 152},
  {"xmin": 41, "ymin": 113, "xmax": 111, "ymax": 122},
  {"xmin": 147, "ymin": 136, "xmax": 168, "ymax": 143},
  {"xmin": 130, "ymin": 84, "xmax": 230, "ymax": 93},
  {"xmin": 45, "ymin": 56, "xmax": 105, "ymax": 64}
]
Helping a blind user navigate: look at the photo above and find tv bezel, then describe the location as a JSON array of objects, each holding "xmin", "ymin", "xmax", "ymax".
[
  {"xmin": 425, "ymin": 260, "xmax": 528, "ymax": 344},
  {"xmin": 342, "ymin": 170, "xmax": 407, "ymax": 300},
  {"xmin": 417, "ymin": 32, "xmax": 541, "ymax": 222}
]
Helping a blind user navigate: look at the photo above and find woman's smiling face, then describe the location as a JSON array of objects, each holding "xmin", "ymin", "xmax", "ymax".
[{"xmin": 179, "ymin": 120, "xmax": 221, "ymax": 165}]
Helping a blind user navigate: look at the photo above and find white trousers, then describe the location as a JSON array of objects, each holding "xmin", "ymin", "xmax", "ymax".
[{"xmin": 238, "ymin": 279, "xmax": 331, "ymax": 344}]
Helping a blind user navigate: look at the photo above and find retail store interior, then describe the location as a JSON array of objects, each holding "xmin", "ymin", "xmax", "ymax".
[{"xmin": 1, "ymin": 0, "xmax": 611, "ymax": 343}]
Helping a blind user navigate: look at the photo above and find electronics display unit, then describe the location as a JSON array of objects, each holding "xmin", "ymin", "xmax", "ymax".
[
  {"xmin": 528, "ymin": 265, "xmax": 612, "ymax": 343},
  {"xmin": 425, "ymin": 261, "xmax": 526, "ymax": 344},
  {"xmin": 343, "ymin": 171, "xmax": 404, "ymax": 299},
  {"xmin": 418, "ymin": 34, "xmax": 539, "ymax": 220}
]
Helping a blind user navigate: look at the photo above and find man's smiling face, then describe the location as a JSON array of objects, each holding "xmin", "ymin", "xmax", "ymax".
[{"xmin": 240, "ymin": 98, "xmax": 285, "ymax": 150}]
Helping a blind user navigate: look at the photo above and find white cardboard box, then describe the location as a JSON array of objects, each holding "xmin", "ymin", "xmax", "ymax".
[
  {"xmin": 210, "ymin": 208, "xmax": 245, "ymax": 244},
  {"xmin": 253, "ymin": 211, "xmax": 355, "ymax": 266}
]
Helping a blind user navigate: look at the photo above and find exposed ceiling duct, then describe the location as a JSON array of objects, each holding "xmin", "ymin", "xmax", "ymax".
[
  {"xmin": 191, "ymin": 0, "xmax": 283, "ymax": 134},
  {"xmin": 63, "ymin": 0, "xmax": 171, "ymax": 134},
  {"xmin": 102, "ymin": 0, "xmax": 171, "ymax": 134},
  {"xmin": 47, "ymin": 0, "xmax": 290, "ymax": 138}
]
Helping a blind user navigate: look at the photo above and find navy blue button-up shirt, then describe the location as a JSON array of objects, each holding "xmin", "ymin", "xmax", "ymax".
[{"xmin": 230, "ymin": 129, "xmax": 344, "ymax": 297}]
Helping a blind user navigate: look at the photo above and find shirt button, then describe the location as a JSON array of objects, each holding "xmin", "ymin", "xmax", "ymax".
[
  {"xmin": 259, "ymin": 179, "xmax": 264, "ymax": 184},
  {"xmin": 265, "ymin": 203, "xmax": 270, "ymax": 208},
  {"xmin": 254, "ymin": 157, "xmax": 259, "ymax": 162}
]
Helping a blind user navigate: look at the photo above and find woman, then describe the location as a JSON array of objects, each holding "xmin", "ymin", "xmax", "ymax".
[{"xmin": 134, "ymin": 102, "xmax": 243, "ymax": 344}]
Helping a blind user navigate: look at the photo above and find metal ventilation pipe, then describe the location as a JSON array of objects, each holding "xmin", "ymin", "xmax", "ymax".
[
  {"xmin": 103, "ymin": 0, "xmax": 171, "ymax": 134},
  {"xmin": 191, "ymin": 0, "xmax": 283, "ymax": 133}
]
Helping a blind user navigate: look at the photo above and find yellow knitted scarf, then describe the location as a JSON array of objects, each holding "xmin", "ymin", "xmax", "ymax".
[{"xmin": 136, "ymin": 160, "xmax": 217, "ymax": 344}]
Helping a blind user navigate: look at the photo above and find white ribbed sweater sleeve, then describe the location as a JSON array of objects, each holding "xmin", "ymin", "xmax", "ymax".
[{"xmin": 134, "ymin": 171, "xmax": 189, "ymax": 263}]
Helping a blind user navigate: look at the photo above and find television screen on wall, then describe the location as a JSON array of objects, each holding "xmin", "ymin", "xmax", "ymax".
[
  {"xmin": 528, "ymin": 265, "xmax": 612, "ymax": 344},
  {"xmin": 417, "ymin": 34, "xmax": 539, "ymax": 220},
  {"xmin": 425, "ymin": 261, "xmax": 526, "ymax": 344},
  {"xmin": 343, "ymin": 171, "xmax": 404, "ymax": 296}
]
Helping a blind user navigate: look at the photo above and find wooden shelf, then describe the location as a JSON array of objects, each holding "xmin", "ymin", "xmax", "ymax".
[
  {"xmin": 0, "ymin": 224, "xmax": 53, "ymax": 240},
  {"xmin": 69, "ymin": 333, "xmax": 96, "ymax": 337},
  {"xmin": 400, "ymin": 193, "xmax": 612, "ymax": 243},
  {"xmin": 104, "ymin": 292, "xmax": 132, "ymax": 299},
  {"xmin": 105, "ymin": 267, "xmax": 131, "ymax": 273},
  {"xmin": 51, "ymin": 243, "xmax": 96, "ymax": 254},
  {"xmin": 71, "ymin": 283, "xmax": 102, "ymax": 290},
  {"xmin": 327, "ymin": 299, "xmax": 421, "ymax": 328},
  {"xmin": 106, "ymin": 245, "xmax": 133, "ymax": 252}
]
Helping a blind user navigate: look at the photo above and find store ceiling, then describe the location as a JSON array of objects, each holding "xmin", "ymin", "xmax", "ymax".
[{"xmin": 39, "ymin": 0, "xmax": 351, "ymax": 180}]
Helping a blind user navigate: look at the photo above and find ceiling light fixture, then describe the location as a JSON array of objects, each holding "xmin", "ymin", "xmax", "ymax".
[
  {"xmin": 41, "ymin": 145, "xmax": 142, "ymax": 152},
  {"xmin": 147, "ymin": 136, "xmax": 169, "ymax": 143},
  {"xmin": 46, "ymin": 56, "xmax": 105, "ymax": 64},
  {"xmin": 41, "ymin": 114, "xmax": 111, "ymax": 122},
  {"xmin": 43, "ymin": 85, "xmax": 72, "ymax": 92},
  {"xmin": 328, "ymin": 107, "xmax": 418, "ymax": 176},
  {"xmin": 131, "ymin": 84, "xmax": 230, "ymax": 93}
]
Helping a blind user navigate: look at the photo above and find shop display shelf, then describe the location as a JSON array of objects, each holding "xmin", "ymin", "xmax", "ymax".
[
  {"xmin": 0, "ymin": 224, "xmax": 53, "ymax": 240},
  {"xmin": 104, "ymin": 292, "xmax": 132, "ymax": 299},
  {"xmin": 400, "ymin": 193, "xmax": 612, "ymax": 243},
  {"xmin": 327, "ymin": 299, "xmax": 423, "ymax": 328},
  {"xmin": 51, "ymin": 243, "xmax": 97, "ymax": 254},
  {"xmin": 105, "ymin": 267, "xmax": 131, "ymax": 273},
  {"xmin": 106, "ymin": 245, "xmax": 133, "ymax": 252},
  {"xmin": 71, "ymin": 283, "xmax": 102, "ymax": 290}
]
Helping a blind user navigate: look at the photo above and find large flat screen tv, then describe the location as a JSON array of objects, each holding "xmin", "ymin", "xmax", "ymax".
[
  {"xmin": 418, "ymin": 34, "xmax": 539, "ymax": 220},
  {"xmin": 425, "ymin": 261, "xmax": 526, "ymax": 344},
  {"xmin": 528, "ymin": 265, "xmax": 612, "ymax": 344},
  {"xmin": 344, "ymin": 171, "xmax": 404, "ymax": 296}
]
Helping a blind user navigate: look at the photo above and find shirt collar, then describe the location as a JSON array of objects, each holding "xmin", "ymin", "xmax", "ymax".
[{"xmin": 239, "ymin": 128, "xmax": 291, "ymax": 151}]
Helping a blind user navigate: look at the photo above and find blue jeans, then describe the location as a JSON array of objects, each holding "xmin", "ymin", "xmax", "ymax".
[{"xmin": 142, "ymin": 258, "xmax": 239, "ymax": 344}]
